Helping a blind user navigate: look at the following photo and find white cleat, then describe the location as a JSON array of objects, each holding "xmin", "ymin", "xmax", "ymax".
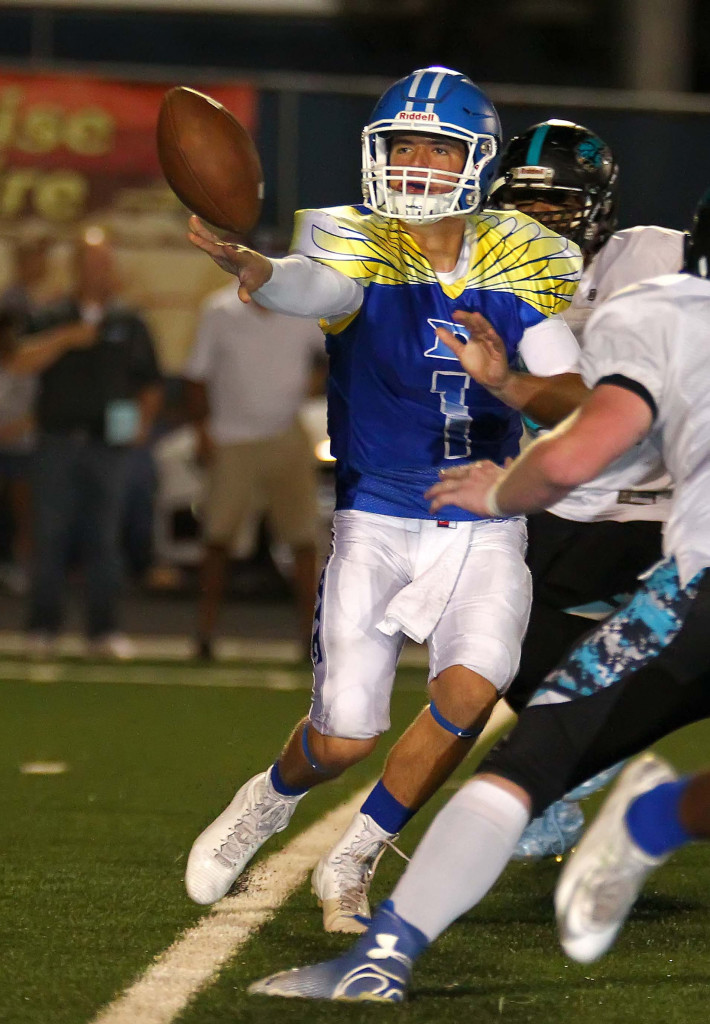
[
  {"xmin": 555, "ymin": 753, "xmax": 677, "ymax": 963},
  {"xmin": 312, "ymin": 812, "xmax": 405, "ymax": 933},
  {"xmin": 185, "ymin": 768, "xmax": 304, "ymax": 905}
]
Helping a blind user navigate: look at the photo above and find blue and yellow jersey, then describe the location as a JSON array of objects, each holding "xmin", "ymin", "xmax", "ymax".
[{"xmin": 291, "ymin": 204, "xmax": 582, "ymax": 519}]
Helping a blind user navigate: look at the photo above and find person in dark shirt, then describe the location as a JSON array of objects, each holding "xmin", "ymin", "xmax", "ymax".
[
  {"xmin": 0, "ymin": 227, "xmax": 54, "ymax": 593},
  {"xmin": 25, "ymin": 228, "xmax": 163, "ymax": 658}
]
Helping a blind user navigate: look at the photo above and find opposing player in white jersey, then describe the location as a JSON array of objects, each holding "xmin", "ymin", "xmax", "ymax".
[
  {"xmin": 486, "ymin": 120, "xmax": 685, "ymax": 857},
  {"xmin": 183, "ymin": 68, "xmax": 585, "ymax": 917},
  {"xmin": 247, "ymin": 188, "xmax": 710, "ymax": 1004}
]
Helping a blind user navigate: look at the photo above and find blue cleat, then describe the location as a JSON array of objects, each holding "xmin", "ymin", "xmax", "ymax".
[
  {"xmin": 247, "ymin": 901, "xmax": 428, "ymax": 1002},
  {"xmin": 511, "ymin": 799, "xmax": 585, "ymax": 861},
  {"xmin": 564, "ymin": 761, "xmax": 626, "ymax": 802}
]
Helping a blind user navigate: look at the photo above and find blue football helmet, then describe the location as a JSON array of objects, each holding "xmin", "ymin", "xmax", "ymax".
[{"xmin": 361, "ymin": 67, "xmax": 501, "ymax": 223}]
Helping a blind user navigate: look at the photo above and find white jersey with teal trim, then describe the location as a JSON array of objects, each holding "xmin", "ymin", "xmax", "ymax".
[
  {"xmin": 580, "ymin": 272, "xmax": 710, "ymax": 586},
  {"xmin": 549, "ymin": 225, "xmax": 684, "ymax": 524},
  {"xmin": 291, "ymin": 204, "xmax": 581, "ymax": 519},
  {"xmin": 565, "ymin": 225, "xmax": 685, "ymax": 342}
]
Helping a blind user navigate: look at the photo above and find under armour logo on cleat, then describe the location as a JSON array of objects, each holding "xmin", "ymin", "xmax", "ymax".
[{"xmin": 367, "ymin": 934, "xmax": 412, "ymax": 965}]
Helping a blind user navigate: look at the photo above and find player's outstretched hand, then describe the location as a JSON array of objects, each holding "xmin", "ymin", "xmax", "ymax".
[
  {"xmin": 425, "ymin": 459, "xmax": 506, "ymax": 516},
  {"xmin": 436, "ymin": 311, "xmax": 510, "ymax": 393},
  {"xmin": 187, "ymin": 215, "xmax": 273, "ymax": 303}
]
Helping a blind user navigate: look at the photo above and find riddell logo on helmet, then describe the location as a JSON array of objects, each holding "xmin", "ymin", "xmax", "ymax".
[
  {"xmin": 395, "ymin": 111, "xmax": 440, "ymax": 123},
  {"xmin": 513, "ymin": 166, "xmax": 550, "ymax": 180}
]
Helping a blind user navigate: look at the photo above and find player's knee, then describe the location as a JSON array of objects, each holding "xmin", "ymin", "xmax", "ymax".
[
  {"xmin": 308, "ymin": 727, "xmax": 379, "ymax": 775},
  {"xmin": 479, "ymin": 707, "xmax": 573, "ymax": 816},
  {"xmin": 429, "ymin": 665, "xmax": 498, "ymax": 732},
  {"xmin": 310, "ymin": 686, "xmax": 390, "ymax": 746}
]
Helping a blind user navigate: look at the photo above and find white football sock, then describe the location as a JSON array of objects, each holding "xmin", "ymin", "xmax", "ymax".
[{"xmin": 390, "ymin": 778, "xmax": 530, "ymax": 942}]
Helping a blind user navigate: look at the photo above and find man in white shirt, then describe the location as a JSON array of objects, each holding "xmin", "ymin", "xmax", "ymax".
[
  {"xmin": 183, "ymin": 283, "xmax": 324, "ymax": 661},
  {"xmin": 246, "ymin": 185, "xmax": 710, "ymax": 1005}
]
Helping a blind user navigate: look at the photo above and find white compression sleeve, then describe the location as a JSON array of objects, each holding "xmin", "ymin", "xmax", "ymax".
[
  {"xmin": 518, "ymin": 314, "xmax": 580, "ymax": 376},
  {"xmin": 390, "ymin": 779, "xmax": 530, "ymax": 942},
  {"xmin": 253, "ymin": 253, "xmax": 363, "ymax": 318}
]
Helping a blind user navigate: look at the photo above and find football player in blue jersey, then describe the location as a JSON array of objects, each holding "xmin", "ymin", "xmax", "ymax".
[
  {"xmin": 184, "ymin": 67, "xmax": 585, "ymax": 921},
  {"xmin": 246, "ymin": 186, "xmax": 710, "ymax": 1003}
]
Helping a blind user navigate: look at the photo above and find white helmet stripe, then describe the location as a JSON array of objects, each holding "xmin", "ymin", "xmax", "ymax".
[
  {"xmin": 404, "ymin": 69, "xmax": 448, "ymax": 114},
  {"xmin": 424, "ymin": 70, "xmax": 446, "ymax": 112},
  {"xmin": 404, "ymin": 69, "xmax": 426, "ymax": 110},
  {"xmin": 426, "ymin": 70, "xmax": 446, "ymax": 102}
]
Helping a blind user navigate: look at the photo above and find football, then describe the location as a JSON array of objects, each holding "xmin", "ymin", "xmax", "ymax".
[{"xmin": 156, "ymin": 86, "xmax": 264, "ymax": 234}]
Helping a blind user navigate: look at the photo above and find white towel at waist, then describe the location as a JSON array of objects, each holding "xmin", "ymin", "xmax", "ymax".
[{"xmin": 376, "ymin": 526, "xmax": 471, "ymax": 645}]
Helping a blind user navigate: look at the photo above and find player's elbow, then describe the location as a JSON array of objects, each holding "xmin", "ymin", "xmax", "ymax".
[{"xmin": 534, "ymin": 439, "xmax": 595, "ymax": 491}]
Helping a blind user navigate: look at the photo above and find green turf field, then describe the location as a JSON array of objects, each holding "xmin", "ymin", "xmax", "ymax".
[{"xmin": 1, "ymin": 656, "xmax": 708, "ymax": 1024}]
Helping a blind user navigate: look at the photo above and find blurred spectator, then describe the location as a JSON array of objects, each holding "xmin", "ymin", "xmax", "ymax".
[
  {"xmin": 0, "ymin": 227, "xmax": 54, "ymax": 327},
  {"xmin": 122, "ymin": 442, "xmax": 159, "ymax": 583},
  {"xmin": 183, "ymin": 280, "xmax": 324, "ymax": 662},
  {"xmin": 23, "ymin": 227, "xmax": 163, "ymax": 658},
  {"xmin": 0, "ymin": 312, "xmax": 36, "ymax": 593},
  {"xmin": 0, "ymin": 228, "xmax": 55, "ymax": 594}
]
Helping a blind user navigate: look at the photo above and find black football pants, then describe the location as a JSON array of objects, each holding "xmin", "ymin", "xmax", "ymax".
[{"xmin": 482, "ymin": 566, "xmax": 710, "ymax": 818}]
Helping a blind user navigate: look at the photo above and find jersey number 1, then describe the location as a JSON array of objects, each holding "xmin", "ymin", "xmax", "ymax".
[{"xmin": 431, "ymin": 371, "xmax": 472, "ymax": 459}]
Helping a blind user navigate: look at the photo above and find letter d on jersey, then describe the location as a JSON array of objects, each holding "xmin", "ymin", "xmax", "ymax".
[{"xmin": 425, "ymin": 318, "xmax": 470, "ymax": 359}]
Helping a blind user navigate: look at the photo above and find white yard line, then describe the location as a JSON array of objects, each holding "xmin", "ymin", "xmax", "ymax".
[{"xmin": 89, "ymin": 785, "xmax": 371, "ymax": 1024}]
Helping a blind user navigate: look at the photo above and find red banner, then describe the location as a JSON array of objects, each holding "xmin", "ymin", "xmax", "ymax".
[
  {"xmin": 0, "ymin": 71, "xmax": 259, "ymax": 370},
  {"xmin": 0, "ymin": 70, "xmax": 257, "ymax": 224}
]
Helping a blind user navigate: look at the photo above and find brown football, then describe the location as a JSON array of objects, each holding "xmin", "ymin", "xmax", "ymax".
[{"xmin": 157, "ymin": 86, "xmax": 264, "ymax": 234}]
